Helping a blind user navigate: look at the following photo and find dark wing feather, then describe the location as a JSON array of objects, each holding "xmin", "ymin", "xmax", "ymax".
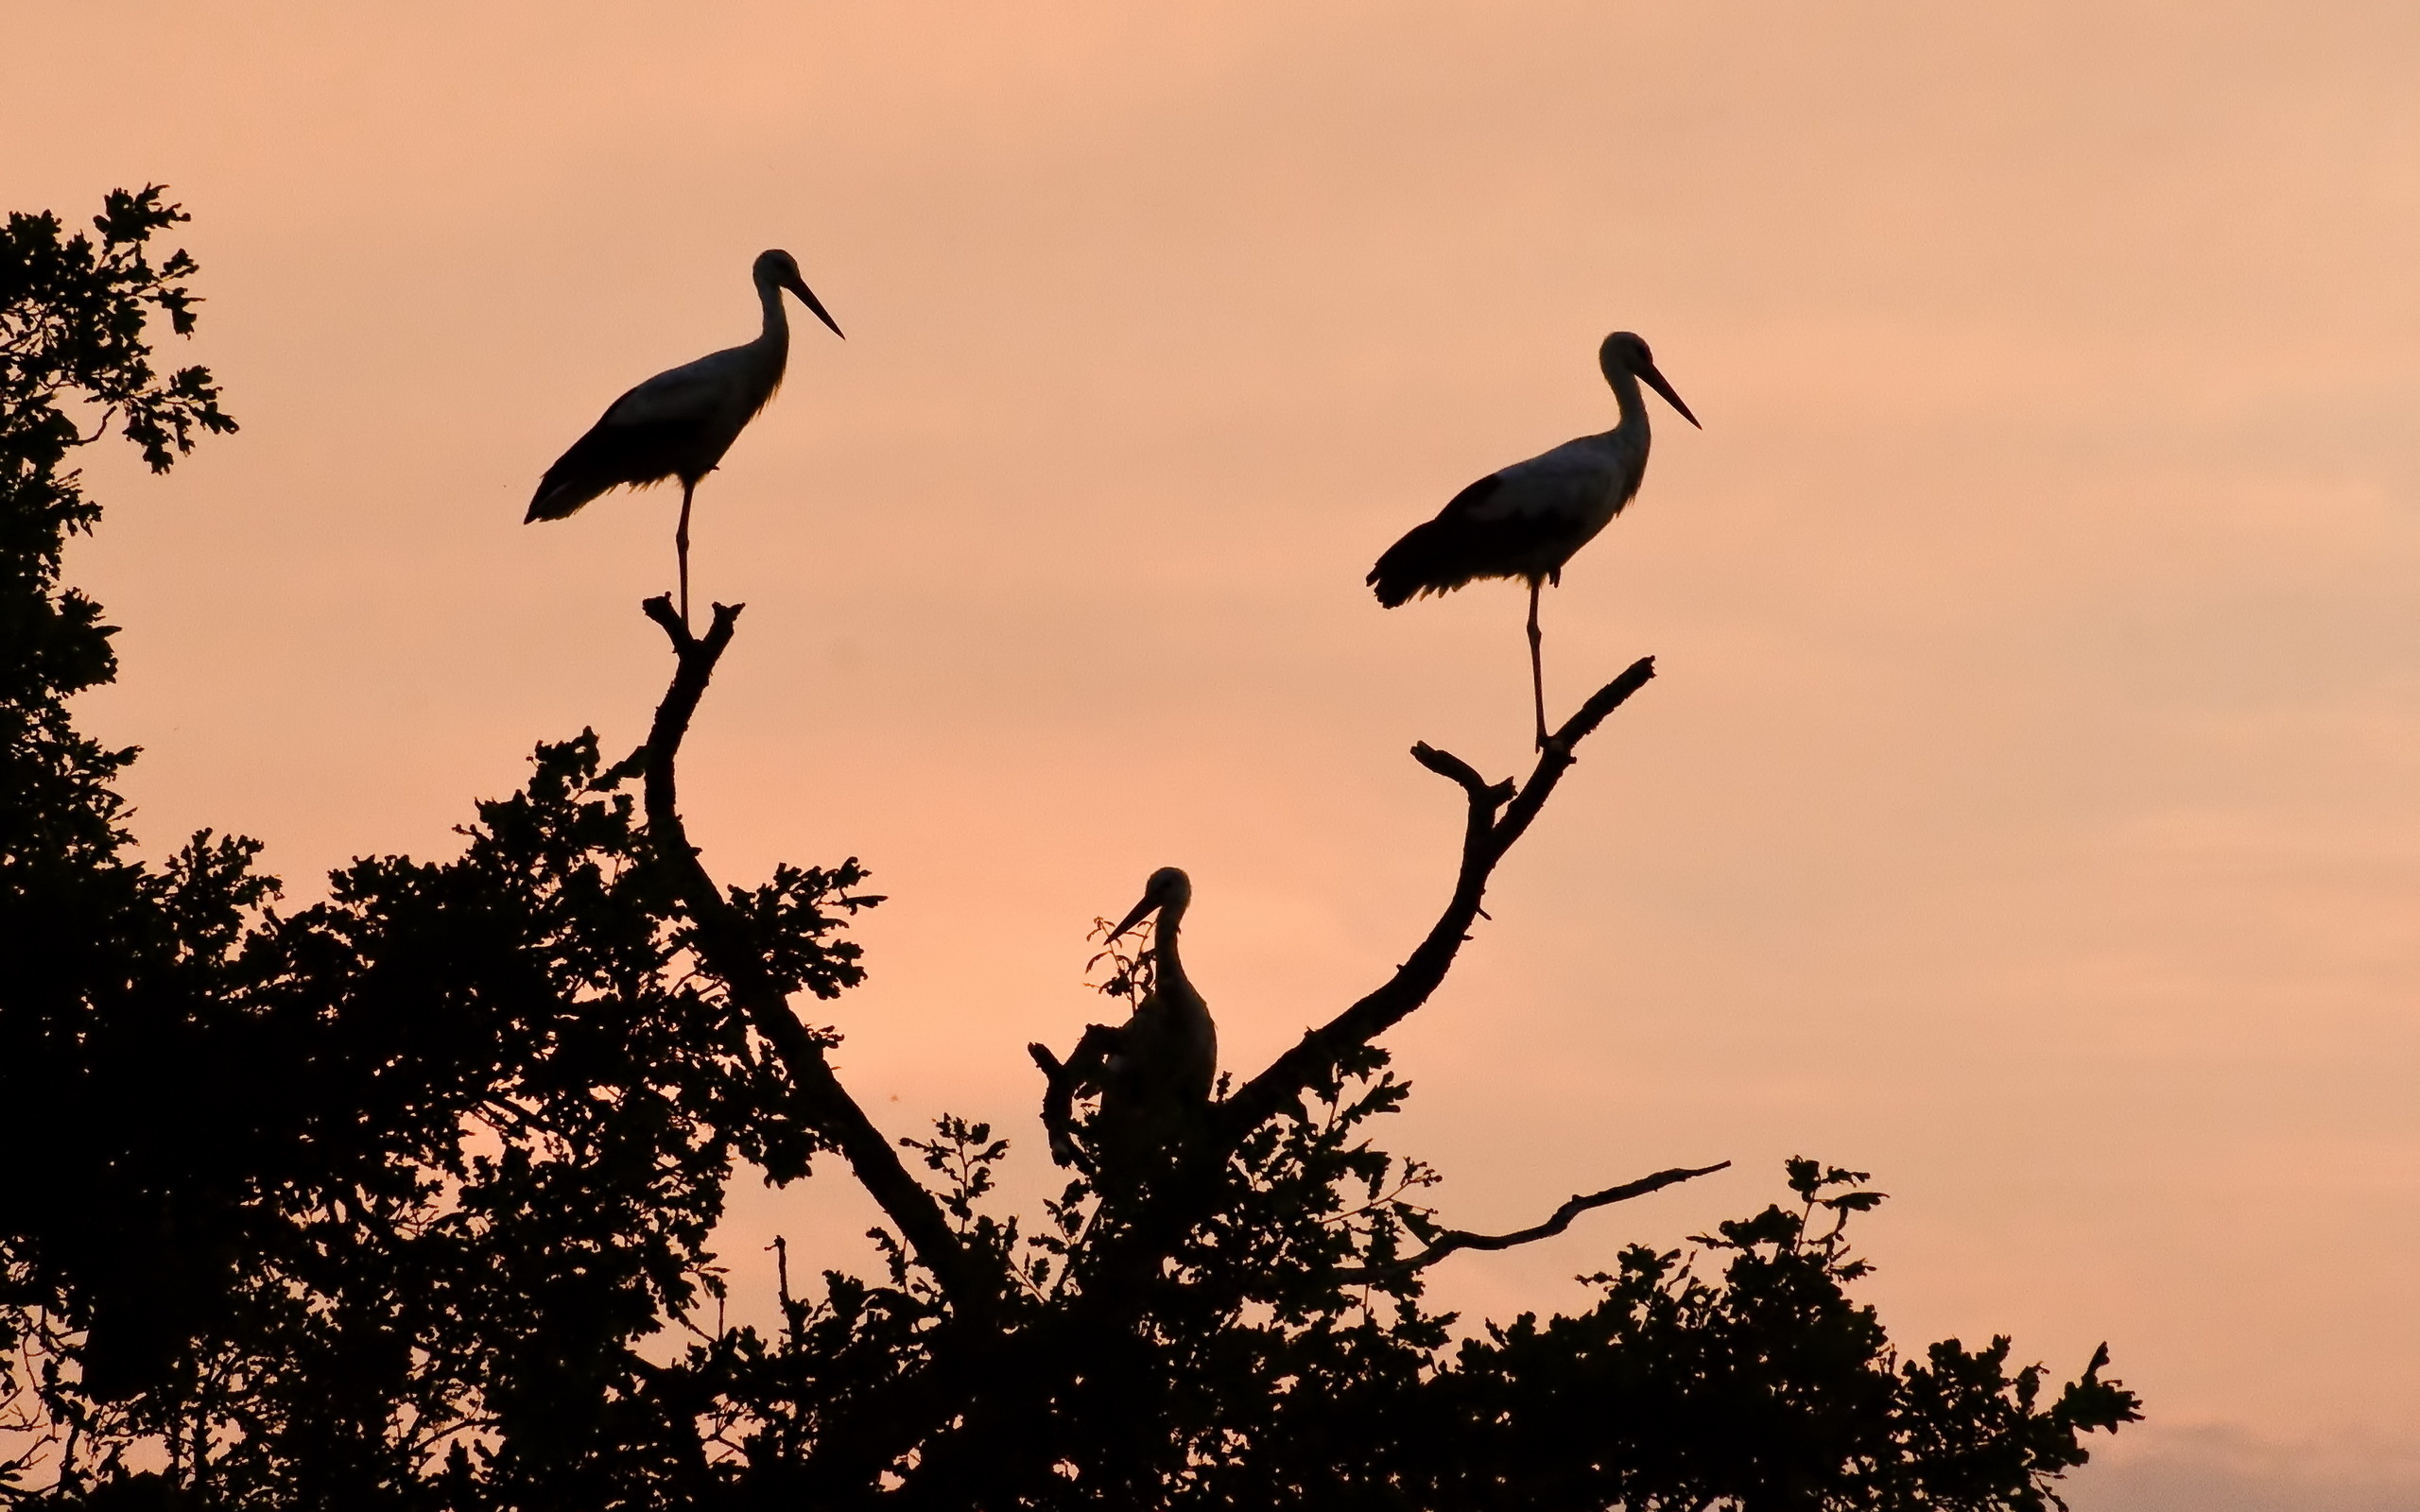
[
  {"xmin": 525, "ymin": 405, "xmax": 690, "ymax": 524},
  {"xmin": 1373, "ymin": 473, "xmax": 1568, "ymax": 604}
]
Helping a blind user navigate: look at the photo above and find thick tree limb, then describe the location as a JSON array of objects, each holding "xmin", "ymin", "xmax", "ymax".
[
  {"xmin": 1220, "ymin": 656, "xmax": 1656, "ymax": 1140},
  {"xmin": 637, "ymin": 595, "xmax": 990, "ymax": 1314},
  {"xmin": 1331, "ymin": 1160, "xmax": 1730, "ymax": 1283}
]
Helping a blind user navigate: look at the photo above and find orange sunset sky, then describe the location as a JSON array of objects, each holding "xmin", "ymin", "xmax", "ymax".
[{"xmin": 9, "ymin": 5, "xmax": 2419, "ymax": 1506}]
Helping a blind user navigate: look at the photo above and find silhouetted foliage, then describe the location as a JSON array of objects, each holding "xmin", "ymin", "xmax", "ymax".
[{"xmin": 1, "ymin": 190, "xmax": 2136, "ymax": 1510}]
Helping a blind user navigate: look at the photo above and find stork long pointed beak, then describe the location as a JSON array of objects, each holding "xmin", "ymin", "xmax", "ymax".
[
  {"xmin": 785, "ymin": 274, "xmax": 845, "ymax": 339},
  {"xmin": 1638, "ymin": 362, "xmax": 1700, "ymax": 428},
  {"xmin": 1105, "ymin": 894, "xmax": 1157, "ymax": 945}
]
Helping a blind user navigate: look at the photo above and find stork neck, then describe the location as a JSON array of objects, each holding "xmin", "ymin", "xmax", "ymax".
[
  {"xmin": 755, "ymin": 276, "xmax": 792, "ymax": 355},
  {"xmin": 1152, "ymin": 904, "xmax": 1188, "ymax": 997},
  {"xmin": 1606, "ymin": 366, "xmax": 1650, "ymax": 440}
]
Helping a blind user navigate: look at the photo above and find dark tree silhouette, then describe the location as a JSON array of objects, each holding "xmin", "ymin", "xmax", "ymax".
[{"xmin": 1, "ymin": 190, "xmax": 2136, "ymax": 1511}]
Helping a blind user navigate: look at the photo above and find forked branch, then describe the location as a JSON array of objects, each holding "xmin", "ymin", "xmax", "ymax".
[
  {"xmin": 1332, "ymin": 1160, "xmax": 1731, "ymax": 1283},
  {"xmin": 1221, "ymin": 656, "xmax": 1657, "ymax": 1140},
  {"xmin": 637, "ymin": 594, "xmax": 990, "ymax": 1313}
]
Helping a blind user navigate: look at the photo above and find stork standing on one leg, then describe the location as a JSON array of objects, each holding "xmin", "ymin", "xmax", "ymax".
[
  {"xmin": 1029, "ymin": 868, "xmax": 1218, "ymax": 1173},
  {"xmin": 526, "ymin": 249, "xmax": 843, "ymax": 625},
  {"xmin": 1368, "ymin": 332, "xmax": 1699, "ymax": 749}
]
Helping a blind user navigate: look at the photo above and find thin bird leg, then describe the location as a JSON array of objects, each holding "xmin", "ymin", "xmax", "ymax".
[
  {"xmin": 1527, "ymin": 576, "xmax": 1548, "ymax": 750},
  {"xmin": 675, "ymin": 479, "xmax": 697, "ymax": 628}
]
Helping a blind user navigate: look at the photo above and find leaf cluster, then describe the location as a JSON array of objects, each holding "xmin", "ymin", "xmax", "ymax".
[
  {"xmin": 6, "ymin": 724, "xmax": 877, "ymax": 1507},
  {"xmin": 752, "ymin": 1070, "xmax": 2135, "ymax": 1510}
]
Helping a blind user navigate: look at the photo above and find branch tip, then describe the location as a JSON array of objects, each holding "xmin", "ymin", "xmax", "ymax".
[
  {"xmin": 1409, "ymin": 742, "xmax": 1512, "ymax": 808},
  {"xmin": 1547, "ymin": 656, "xmax": 1657, "ymax": 753},
  {"xmin": 642, "ymin": 593, "xmax": 684, "ymax": 643}
]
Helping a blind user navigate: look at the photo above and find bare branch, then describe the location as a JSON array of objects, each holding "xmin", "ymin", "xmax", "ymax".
[
  {"xmin": 1409, "ymin": 741, "xmax": 1512, "ymax": 809},
  {"xmin": 1027, "ymin": 1040, "xmax": 1084, "ymax": 1172},
  {"xmin": 637, "ymin": 594, "xmax": 992, "ymax": 1313},
  {"xmin": 1333, "ymin": 1160, "xmax": 1730, "ymax": 1283},
  {"xmin": 1221, "ymin": 656, "xmax": 1656, "ymax": 1137},
  {"xmin": 1029, "ymin": 1024, "xmax": 1129, "ymax": 1173}
]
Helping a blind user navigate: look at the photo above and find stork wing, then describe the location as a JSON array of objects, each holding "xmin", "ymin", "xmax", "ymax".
[
  {"xmin": 526, "ymin": 346, "xmax": 761, "ymax": 523},
  {"xmin": 595, "ymin": 346, "xmax": 749, "ymax": 429},
  {"xmin": 1448, "ymin": 437, "xmax": 1618, "ymax": 524},
  {"xmin": 1368, "ymin": 437, "xmax": 1625, "ymax": 602}
]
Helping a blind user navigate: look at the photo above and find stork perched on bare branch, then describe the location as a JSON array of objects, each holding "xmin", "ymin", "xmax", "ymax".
[
  {"xmin": 527, "ymin": 249, "xmax": 843, "ymax": 624},
  {"xmin": 1370, "ymin": 332, "xmax": 1698, "ymax": 749},
  {"xmin": 1030, "ymin": 868, "xmax": 1218, "ymax": 1174}
]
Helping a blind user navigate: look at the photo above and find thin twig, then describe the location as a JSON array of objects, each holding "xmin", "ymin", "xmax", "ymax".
[{"xmin": 1332, "ymin": 1160, "xmax": 1730, "ymax": 1282}]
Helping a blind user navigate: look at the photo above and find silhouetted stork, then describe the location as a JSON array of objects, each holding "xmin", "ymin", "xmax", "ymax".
[
  {"xmin": 1029, "ymin": 868, "xmax": 1218, "ymax": 1172},
  {"xmin": 527, "ymin": 249, "xmax": 842, "ymax": 624},
  {"xmin": 1369, "ymin": 332, "xmax": 1698, "ymax": 749}
]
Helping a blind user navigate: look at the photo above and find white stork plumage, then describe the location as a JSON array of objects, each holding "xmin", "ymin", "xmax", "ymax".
[
  {"xmin": 1369, "ymin": 331, "xmax": 1699, "ymax": 748},
  {"xmin": 527, "ymin": 249, "xmax": 843, "ymax": 624}
]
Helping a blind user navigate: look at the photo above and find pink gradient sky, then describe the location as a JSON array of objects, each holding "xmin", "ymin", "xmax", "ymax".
[{"xmin": 9, "ymin": 4, "xmax": 2420, "ymax": 1503}]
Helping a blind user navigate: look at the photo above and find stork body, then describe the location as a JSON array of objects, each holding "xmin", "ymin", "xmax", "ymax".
[
  {"xmin": 527, "ymin": 249, "xmax": 842, "ymax": 624},
  {"xmin": 1369, "ymin": 332, "xmax": 1697, "ymax": 748},
  {"xmin": 1031, "ymin": 868, "xmax": 1217, "ymax": 1173},
  {"xmin": 1097, "ymin": 868, "xmax": 1217, "ymax": 1130}
]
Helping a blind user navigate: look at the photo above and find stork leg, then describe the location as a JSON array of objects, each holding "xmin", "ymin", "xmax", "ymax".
[
  {"xmin": 674, "ymin": 479, "xmax": 697, "ymax": 628},
  {"xmin": 1526, "ymin": 576, "xmax": 1549, "ymax": 750}
]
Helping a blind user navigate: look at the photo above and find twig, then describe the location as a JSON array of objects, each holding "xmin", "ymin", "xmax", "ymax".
[
  {"xmin": 637, "ymin": 594, "xmax": 991, "ymax": 1314},
  {"xmin": 1332, "ymin": 1160, "xmax": 1730, "ymax": 1282}
]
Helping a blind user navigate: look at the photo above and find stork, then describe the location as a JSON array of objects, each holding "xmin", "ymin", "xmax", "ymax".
[
  {"xmin": 526, "ymin": 249, "xmax": 843, "ymax": 625},
  {"xmin": 1368, "ymin": 332, "xmax": 1698, "ymax": 749},
  {"xmin": 1029, "ymin": 868, "xmax": 1218, "ymax": 1173}
]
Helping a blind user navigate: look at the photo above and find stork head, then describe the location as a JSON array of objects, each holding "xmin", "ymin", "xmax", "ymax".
[
  {"xmin": 754, "ymin": 249, "xmax": 845, "ymax": 339},
  {"xmin": 1108, "ymin": 867, "xmax": 1192, "ymax": 943},
  {"xmin": 1599, "ymin": 332, "xmax": 1700, "ymax": 428}
]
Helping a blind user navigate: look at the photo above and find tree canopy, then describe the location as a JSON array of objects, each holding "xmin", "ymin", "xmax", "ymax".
[{"xmin": 0, "ymin": 188, "xmax": 2135, "ymax": 1511}]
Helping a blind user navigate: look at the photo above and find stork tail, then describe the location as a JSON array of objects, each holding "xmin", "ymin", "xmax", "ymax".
[
  {"xmin": 526, "ymin": 416, "xmax": 677, "ymax": 524},
  {"xmin": 1369, "ymin": 517, "xmax": 1480, "ymax": 607}
]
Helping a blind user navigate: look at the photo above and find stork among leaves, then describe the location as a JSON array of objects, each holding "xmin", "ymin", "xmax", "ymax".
[
  {"xmin": 527, "ymin": 249, "xmax": 843, "ymax": 625},
  {"xmin": 1030, "ymin": 867, "xmax": 1219, "ymax": 1177},
  {"xmin": 1370, "ymin": 331, "xmax": 1699, "ymax": 749}
]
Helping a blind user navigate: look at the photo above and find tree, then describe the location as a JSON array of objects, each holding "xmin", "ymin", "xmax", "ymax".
[{"xmin": 0, "ymin": 189, "xmax": 2136, "ymax": 1511}]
